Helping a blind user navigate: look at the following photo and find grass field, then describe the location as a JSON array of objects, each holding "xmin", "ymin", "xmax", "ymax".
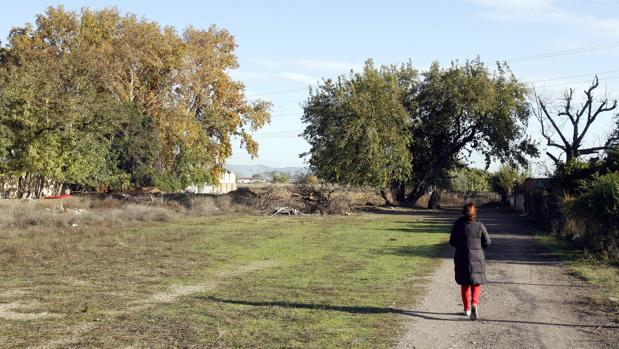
[{"xmin": 0, "ymin": 211, "xmax": 450, "ymax": 348}]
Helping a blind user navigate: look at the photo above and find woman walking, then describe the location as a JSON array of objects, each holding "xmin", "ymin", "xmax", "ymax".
[{"xmin": 449, "ymin": 203, "xmax": 491, "ymax": 320}]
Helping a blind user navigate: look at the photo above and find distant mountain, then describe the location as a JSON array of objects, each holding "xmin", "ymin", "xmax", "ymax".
[{"xmin": 225, "ymin": 164, "xmax": 309, "ymax": 179}]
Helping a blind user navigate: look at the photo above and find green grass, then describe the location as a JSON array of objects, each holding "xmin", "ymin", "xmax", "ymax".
[
  {"xmin": 0, "ymin": 212, "xmax": 450, "ymax": 348},
  {"xmin": 536, "ymin": 235, "xmax": 618, "ymax": 318}
]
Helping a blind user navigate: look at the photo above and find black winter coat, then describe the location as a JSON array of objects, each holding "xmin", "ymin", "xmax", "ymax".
[{"xmin": 449, "ymin": 217, "xmax": 491, "ymax": 285}]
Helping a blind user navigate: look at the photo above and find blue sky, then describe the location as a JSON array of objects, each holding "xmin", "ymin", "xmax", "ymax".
[{"xmin": 2, "ymin": 0, "xmax": 619, "ymax": 174}]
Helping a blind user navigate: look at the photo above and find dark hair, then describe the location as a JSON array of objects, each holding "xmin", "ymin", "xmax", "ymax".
[{"xmin": 462, "ymin": 202, "xmax": 477, "ymax": 221}]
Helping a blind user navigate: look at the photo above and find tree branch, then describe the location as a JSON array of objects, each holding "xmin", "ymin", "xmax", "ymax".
[
  {"xmin": 546, "ymin": 151, "xmax": 560, "ymax": 165},
  {"xmin": 578, "ymin": 99, "xmax": 617, "ymax": 144},
  {"xmin": 558, "ymin": 89, "xmax": 575, "ymax": 124},
  {"xmin": 578, "ymin": 146, "xmax": 614, "ymax": 155},
  {"xmin": 538, "ymin": 99, "xmax": 570, "ymax": 148}
]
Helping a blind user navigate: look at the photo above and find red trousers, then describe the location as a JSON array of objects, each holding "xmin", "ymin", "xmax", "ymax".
[{"xmin": 460, "ymin": 284, "xmax": 480, "ymax": 311}]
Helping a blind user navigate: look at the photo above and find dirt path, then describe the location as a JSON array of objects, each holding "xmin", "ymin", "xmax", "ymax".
[{"xmin": 396, "ymin": 208, "xmax": 618, "ymax": 349}]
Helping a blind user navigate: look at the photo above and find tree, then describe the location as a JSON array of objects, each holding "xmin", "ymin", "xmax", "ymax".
[
  {"xmin": 467, "ymin": 170, "xmax": 491, "ymax": 193},
  {"xmin": 108, "ymin": 103, "xmax": 161, "ymax": 188},
  {"xmin": 301, "ymin": 60, "xmax": 414, "ymax": 205},
  {"xmin": 0, "ymin": 6, "xmax": 271, "ymax": 195},
  {"xmin": 490, "ymin": 164, "xmax": 528, "ymax": 204},
  {"xmin": 448, "ymin": 167, "xmax": 491, "ymax": 200},
  {"xmin": 302, "ymin": 58, "xmax": 536, "ymax": 207},
  {"xmin": 0, "ymin": 10, "xmax": 115, "ymax": 196},
  {"xmin": 400, "ymin": 60, "xmax": 535, "ymax": 206},
  {"xmin": 534, "ymin": 76, "xmax": 617, "ymax": 166}
]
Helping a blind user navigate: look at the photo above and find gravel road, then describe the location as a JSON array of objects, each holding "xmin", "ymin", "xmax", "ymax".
[{"xmin": 396, "ymin": 208, "xmax": 618, "ymax": 349}]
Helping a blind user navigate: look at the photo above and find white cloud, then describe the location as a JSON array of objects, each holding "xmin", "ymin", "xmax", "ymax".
[
  {"xmin": 470, "ymin": 0, "xmax": 554, "ymax": 12},
  {"xmin": 469, "ymin": 0, "xmax": 619, "ymax": 39}
]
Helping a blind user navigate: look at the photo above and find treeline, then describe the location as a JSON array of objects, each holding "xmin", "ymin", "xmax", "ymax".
[
  {"xmin": 0, "ymin": 7, "xmax": 271, "ymax": 197},
  {"xmin": 447, "ymin": 165, "xmax": 529, "ymax": 203}
]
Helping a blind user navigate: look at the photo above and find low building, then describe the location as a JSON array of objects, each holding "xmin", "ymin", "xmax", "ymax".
[
  {"xmin": 185, "ymin": 171, "xmax": 237, "ymax": 194},
  {"xmin": 238, "ymin": 177, "xmax": 267, "ymax": 184}
]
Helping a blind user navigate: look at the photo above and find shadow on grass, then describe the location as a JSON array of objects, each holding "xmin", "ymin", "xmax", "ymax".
[
  {"xmin": 359, "ymin": 207, "xmax": 460, "ymax": 218},
  {"xmin": 197, "ymin": 296, "xmax": 619, "ymax": 329},
  {"xmin": 384, "ymin": 226, "xmax": 449, "ymax": 234}
]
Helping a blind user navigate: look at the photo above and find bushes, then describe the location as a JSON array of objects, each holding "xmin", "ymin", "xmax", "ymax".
[
  {"xmin": 0, "ymin": 186, "xmax": 379, "ymax": 235},
  {"xmin": 249, "ymin": 184, "xmax": 356, "ymax": 215},
  {"xmin": 577, "ymin": 172, "xmax": 619, "ymax": 226},
  {"xmin": 558, "ymin": 173, "xmax": 619, "ymax": 258},
  {"xmin": 271, "ymin": 173, "xmax": 290, "ymax": 184}
]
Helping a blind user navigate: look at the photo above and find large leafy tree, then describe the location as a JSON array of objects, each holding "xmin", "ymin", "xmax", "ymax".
[
  {"xmin": 301, "ymin": 60, "xmax": 414, "ymax": 200},
  {"xmin": 0, "ymin": 13, "xmax": 114, "ymax": 197},
  {"xmin": 302, "ymin": 59, "xmax": 536, "ymax": 207},
  {"xmin": 400, "ymin": 60, "xmax": 535, "ymax": 206},
  {"xmin": 0, "ymin": 6, "xmax": 271, "ymax": 195}
]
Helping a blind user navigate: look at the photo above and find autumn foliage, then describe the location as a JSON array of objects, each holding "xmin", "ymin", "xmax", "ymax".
[{"xmin": 0, "ymin": 6, "xmax": 271, "ymax": 196}]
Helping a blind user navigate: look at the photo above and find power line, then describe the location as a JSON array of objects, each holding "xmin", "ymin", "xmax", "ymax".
[
  {"xmin": 247, "ymin": 42, "xmax": 619, "ymax": 97},
  {"xmin": 504, "ymin": 41, "xmax": 619, "ymax": 63},
  {"xmin": 526, "ymin": 69, "xmax": 619, "ymax": 84},
  {"xmin": 262, "ymin": 73, "xmax": 619, "ymax": 119},
  {"xmin": 530, "ymin": 75, "xmax": 619, "ymax": 89}
]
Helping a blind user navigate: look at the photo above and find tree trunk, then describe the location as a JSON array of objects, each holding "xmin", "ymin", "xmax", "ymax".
[
  {"xmin": 403, "ymin": 188, "xmax": 425, "ymax": 208},
  {"xmin": 26, "ymin": 173, "xmax": 34, "ymax": 198},
  {"xmin": 380, "ymin": 182, "xmax": 407, "ymax": 206},
  {"xmin": 17, "ymin": 174, "xmax": 29, "ymax": 199},
  {"xmin": 35, "ymin": 176, "xmax": 44, "ymax": 198},
  {"xmin": 428, "ymin": 190, "xmax": 441, "ymax": 209}
]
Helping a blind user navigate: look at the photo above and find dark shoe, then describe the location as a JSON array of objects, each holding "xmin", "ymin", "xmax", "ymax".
[{"xmin": 470, "ymin": 304, "xmax": 478, "ymax": 321}]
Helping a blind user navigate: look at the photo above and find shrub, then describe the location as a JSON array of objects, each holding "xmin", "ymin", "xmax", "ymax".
[
  {"xmin": 271, "ymin": 173, "xmax": 289, "ymax": 184},
  {"xmin": 297, "ymin": 174, "xmax": 319, "ymax": 185},
  {"xmin": 567, "ymin": 173, "xmax": 619, "ymax": 257},
  {"xmin": 576, "ymin": 173, "xmax": 619, "ymax": 226}
]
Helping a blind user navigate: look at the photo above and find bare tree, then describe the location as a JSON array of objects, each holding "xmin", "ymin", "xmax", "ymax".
[{"xmin": 534, "ymin": 76, "xmax": 617, "ymax": 165}]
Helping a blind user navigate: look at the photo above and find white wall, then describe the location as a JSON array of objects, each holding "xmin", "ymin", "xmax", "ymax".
[{"xmin": 185, "ymin": 171, "xmax": 237, "ymax": 195}]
